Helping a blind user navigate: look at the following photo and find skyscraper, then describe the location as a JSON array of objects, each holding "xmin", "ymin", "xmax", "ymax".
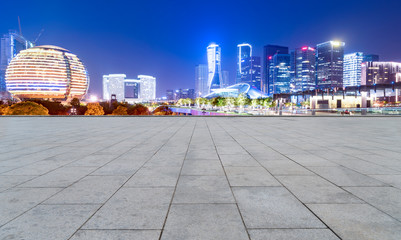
[
  {"xmin": 103, "ymin": 74, "xmax": 126, "ymax": 101},
  {"xmin": 249, "ymin": 56, "xmax": 262, "ymax": 90},
  {"xmin": 263, "ymin": 45, "xmax": 289, "ymax": 93},
  {"xmin": 363, "ymin": 54, "xmax": 379, "ymax": 62},
  {"xmin": 316, "ymin": 41, "xmax": 345, "ymax": 89},
  {"xmin": 195, "ymin": 64, "xmax": 208, "ymax": 97},
  {"xmin": 138, "ymin": 75, "xmax": 156, "ymax": 101},
  {"xmin": 237, "ymin": 43, "xmax": 252, "ymax": 84},
  {"xmin": 361, "ymin": 62, "xmax": 401, "ymax": 86},
  {"xmin": 291, "ymin": 46, "xmax": 316, "ymax": 92},
  {"xmin": 207, "ymin": 43, "xmax": 222, "ymax": 93},
  {"xmin": 343, "ymin": 52, "xmax": 364, "ymax": 87},
  {"xmin": 271, "ymin": 54, "xmax": 291, "ymax": 95},
  {"xmin": 222, "ymin": 70, "xmax": 230, "ymax": 88},
  {"xmin": 0, "ymin": 30, "xmax": 34, "ymax": 92}
]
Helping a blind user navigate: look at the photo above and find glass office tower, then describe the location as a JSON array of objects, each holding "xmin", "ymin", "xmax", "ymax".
[
  {"xmin": 263, "ymin": 45, "xmax": 289, "ymax": 93},
  {"xmin": 291, "ymin": 46, "xmax": 316, "ymax": 92},
  {"xmin": 195, "ymin": 64, "xmax": 209, "ymax": 97},
  {"xmin": 316, "ymin": 41, "xmax": 345, "ymax": 89},
  {"xmin": 207, "ymin": 43, "xmax": 222, "ymax": 93},
  {"xmin": 271, "ymin": 54, "xmax": 291, "ymax": 95}
]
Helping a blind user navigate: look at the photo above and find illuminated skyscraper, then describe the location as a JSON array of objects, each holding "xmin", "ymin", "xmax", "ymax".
[
  {"xmin": 316, "ymin": 41, "xmax": 345, "ymax": 89},
  {"xmin": 0, "ymin": 30, "xmax": 34, "ymax": 92},
  {"xmin": 222, "ymin": 70, "xmax": 230, "ymax": 88},
  {"xmin": 103, "ymin": 74, "xmax": 126, "ymax": 101},
  {"xmin": 361, "ymin": 62, "xmax": 401, "ymax": 86},
  {"xmin": 291, "ymin": 46, "xmax": 316, "ymax": 92},
  {"xmin": 343, "ymin": 52, "xmax": 364, "ymax": 87},
  {"xmin": 271, "ymin": 54, "xmax": 291, "ymax": 95},
  {"xmin": 207, "ymin": 43, "xmax": 222, "ymax": 93},
  {"xmin": 263, "ymin": 45, "xmax": 288, "ymax": 93},
  {"xmin": 195, "ymin": 64, "xmax": 208, "ymax": 97},
  {"xmin": 249, "ymin": 56, "xmax": 262, "ymax": 90},
  {"xmin": 237, "ymin": 43, "xmax": 252, "ymax": 84},
  {"xmin": 138, "ymin": 75, "xmax": 156, "ymax": 101}
]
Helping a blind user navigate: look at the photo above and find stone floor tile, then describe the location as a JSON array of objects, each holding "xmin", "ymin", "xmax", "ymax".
[
  {"xmin": 0, "ymin": 204, "xmax": 99, "ymax": 240},
  {"xmin": 161, "ymin": 204, "xmax": 248, "ymax": 240},
  {"xmin": 308, "ymin": 203, "xmax": 401, "ymax": 240},
  {"xmin": 233, "ymin": 187, "xmax": 325, "ymax": 228},
  {"xmin": 219, "ymin": 154, "xmax": 260, "ymax": 167},
  {"xmin": 259, "ymin": 160, "xmax": 314, "ymax": 175},
  {"xmin": 83, "ymin": 187, "xmax": 173, "ymax": 229},
  {"xmin": 225, "ymin": 167, "xmax": 281, "ymax": 186},
  {"xmin": 173, "ymin": 175, "xmax": 235, "ymax": 203},
  {"xmin": 249, "ymin": 229, "xmax": 340, "ymax": 240},
  {"xmin": 181, "ymin": 160, "xmax": 224, "ymax": 176},
  {"xmin": 70, "ymin": 230, "xmax": 161, "ymax": 240},
  {"xmin": 125, "ymin": 166, "xmax": 181, "ymax": 187}
]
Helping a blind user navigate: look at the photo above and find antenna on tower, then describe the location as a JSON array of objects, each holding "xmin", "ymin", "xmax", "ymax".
[{"xmin": 18, "ymin": 16, "xmax": 23, "ymax": 36}]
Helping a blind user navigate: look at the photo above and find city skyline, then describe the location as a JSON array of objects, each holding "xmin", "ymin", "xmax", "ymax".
[{"xmin": 1, "ymin": 0, "xmax": 401, "ymax": 98}]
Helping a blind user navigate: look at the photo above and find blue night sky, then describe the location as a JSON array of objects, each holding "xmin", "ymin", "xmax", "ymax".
[{"xmin": 1, "ymin": 0, "xmax": 401, "ymax": 97}]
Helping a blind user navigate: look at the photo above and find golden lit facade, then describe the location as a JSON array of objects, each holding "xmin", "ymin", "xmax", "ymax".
[{"xmin": 5, "ymin": 45, "xmax": 89, "ymax": 99}]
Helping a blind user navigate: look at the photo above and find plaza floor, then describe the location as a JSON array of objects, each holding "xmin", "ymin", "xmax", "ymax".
[{"xmin": 0, "ymin": 117, "xmax": 401, "ymax": 240}]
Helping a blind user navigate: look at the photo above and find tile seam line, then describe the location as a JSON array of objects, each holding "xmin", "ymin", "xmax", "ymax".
[
  {"xmin": 206, "ymin": 118, "xmax": 252, "ymax": 240},
  {"xmin": 213, "ymin": 118, "xmax": 343, "ymax": 240},
  {"xmin": 158, "ymin": 118, "xmax": 197, "ymax": 240}
]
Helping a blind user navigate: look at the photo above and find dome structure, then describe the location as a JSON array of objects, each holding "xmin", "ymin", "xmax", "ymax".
[
  {"xmin": 5, "ymin": 45, "xmax": 89, "ymax": 100},
  {"xmin": 204, "ymin": 83, "xmax": 268, "ymax": 99}
]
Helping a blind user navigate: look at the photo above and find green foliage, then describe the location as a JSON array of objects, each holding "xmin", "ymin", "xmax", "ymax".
[
  {"xmin": 226, "ymin": 97, "xmax": 235, "ymax": 108},
  {"xmin": 236, "ymin": 93, "xmax": 249, "ymax": 107},
  {"xmin": 112, "ymin": 105, "xmax": 128, "ymax": 115},
  {"xmin": 85, "ymin": 103, "xmax": 105, "ymax": 115},
  {"xmin": 153, "ymin": 105, "xmax": 173, "ymax": 115},
  {"xmin": 5, "ymin": 101, "xmax": 49, "ymax": 115},
  {"xmin": 128, "ymin": 104, "xmax": 150, "ymax": 115}
]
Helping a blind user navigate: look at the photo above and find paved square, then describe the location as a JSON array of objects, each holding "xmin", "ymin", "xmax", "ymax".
[{"xmin": 1, "ymin": 117, "xmax": 401, "ymax": 240}]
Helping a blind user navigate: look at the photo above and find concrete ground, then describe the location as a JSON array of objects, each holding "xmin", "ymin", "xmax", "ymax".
[{"xmin": 0, "ymin": 117, "xmax": 401, "ymax": 240}]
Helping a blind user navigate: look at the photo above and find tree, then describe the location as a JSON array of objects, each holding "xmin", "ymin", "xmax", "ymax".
[
  {"xmin": 128, "ymin": 104, "xmax": 150, "ymax": 115},
  {"xmin": 85, "ymin": 103, "xmax": 105, "ymax": 115},
  {"xmin": 32, "ymin": 100, "xmax": 68, "ymax": 115},
  {"xmin": 236, "ymin": 93, "xmax": 248, "ymax": 108},
  {"xmin": 153, "ymin": 105, "xmax": 173, "ymax": 115},
  {"xmin": 226, "ymin": 97, "xmax": 235, "ymax": 111},
  {"xmin": 251, "ymin": 99, "xmax": 259, "ymax": 109},
  {"xmin": 216, "ymin": 97, "xmax": 226, "ymax": 109},
  {"xmin": 5, "ymin": 101, "xmax": 49, "ymax": 115},
  {"xmin": 112, "ymin": 105, "xmax": 128, "ymax": 115},
  {"xmin": 70, "ymin": 98, "xmax": 80, "ymax": 108},
  {"xmin": 0, "ymin": 104, "xmax": 8, "ymax": 115}
]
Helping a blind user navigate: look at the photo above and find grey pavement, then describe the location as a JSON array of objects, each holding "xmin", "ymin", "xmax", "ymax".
[{"xmin": 0, "ymin": 117, "xmax": 401, "ymax": 240}]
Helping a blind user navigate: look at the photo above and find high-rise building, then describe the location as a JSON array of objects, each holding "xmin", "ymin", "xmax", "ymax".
[
  {"xmin": 250, "ymin": 56, "xmax": 262, "ymax": 90},
  {"xmin": 343, "ymin": 52, "xmax": 364, "ymax": 87},
  {"xmin": 1, "ymin": 30, "xmax": 34, "ymax": 92},
  {"xmin": 207, "ymin": 43, "xmax": 222, "ymax": 93},
  {"xmin": 271, "ymin": 54, "xmax": 291, "ymax": 95},
  {"xmin": 138, "ymin": 75, "xmax": 156, "ymax": 101},
  {"xmin": 316, "ymin": 41, "xmax": 345, "ymax": 89},
  {"xmin": 290, "ymin": 46, "xmax": 316, "ymax": 92},
  {"xmin": 103, "ymin": 74, "xmax": 126, "ymax": 101},
  {"xmin": 361, "ymin": 62, "xmax": 401, "ymax": 85},
  {"xmin": 236, "ymin": 43, "xmax": 252, "ymax": 84},
  {"xmin": 166, "ymin": 89, "xmax": 174, "ymax": 100},
  {"xmin": 263, "ymin": 45, "xmax": 289, "ymax": 93},
  {"xmin": 222, "ymin": 70, "xmax": 230, "ymax": 88},
  {"xmin": 195, "ymin": 64, "xmax": 208, "ymax": 97}
]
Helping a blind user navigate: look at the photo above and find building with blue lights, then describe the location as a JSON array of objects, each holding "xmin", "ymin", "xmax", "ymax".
[
  {"xmin": 316, "ymin": 41, "xmax": 345, "ymax": 89},
  {"xmin": 195, "ymin": 64, "xmax": 208, "ymax": 97},
  {"xmin": 290, "ymin": 46, "xmax": 316, "ymax": 92},
  {"xmin": 343, "ymin": 52, "xmax": 364, "ymax": 87},
  {"xmin": 270, "ymin": 54, "xmax": 291, "ymax": 95},
  {"xmin": 236, "ymin": 43, "xmax": 252, "ymax": 84},
  {"xmin": 0, "ymin": 30, "xmax": 34, "ymax": 93},
  {"xmin": 207, "ymin": 43, "xmax": 222, "ymax": 93},
  {"xmin": 263, "ymin": 45, "xmax": 288, "ymax": 93}
]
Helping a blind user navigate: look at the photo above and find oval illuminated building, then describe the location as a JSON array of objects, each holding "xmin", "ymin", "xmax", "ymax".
[{"xmin": 5, "ymin": 45, "xmax": 89, "ymax": 100}]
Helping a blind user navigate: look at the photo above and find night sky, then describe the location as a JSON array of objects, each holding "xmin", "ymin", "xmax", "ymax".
[{"xmin": 1, "ymin": 0, "xmax": 400, "ymax": 97}]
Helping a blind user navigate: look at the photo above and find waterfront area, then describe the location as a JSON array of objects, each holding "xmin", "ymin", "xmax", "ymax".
[{"xmin": 1, "ymin": 117, "xmax": 401, "ymax": 239}]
